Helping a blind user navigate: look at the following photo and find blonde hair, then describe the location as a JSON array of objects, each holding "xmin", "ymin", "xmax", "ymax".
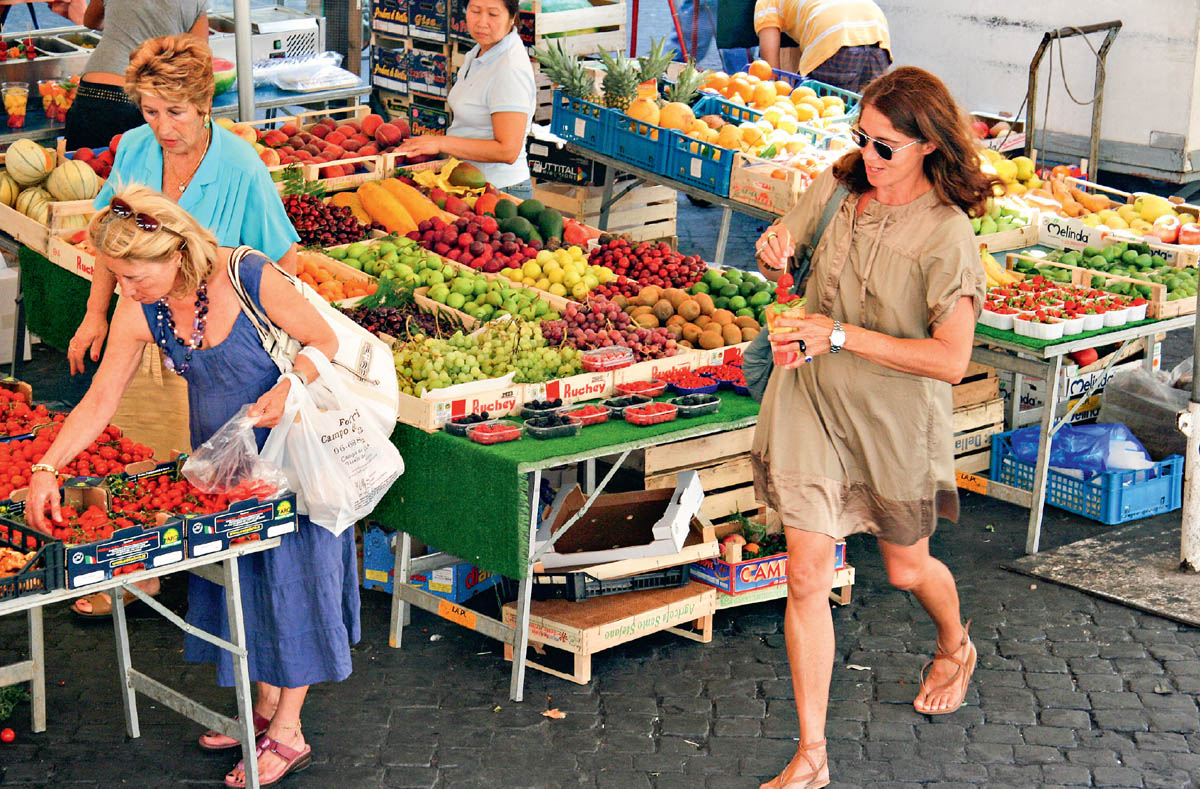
[
  {"xmin": 125, "ymin": 35, "xmax": 216, "ymax": 111},
  {"xmin": 88, "ymin": 183, "xmax": 218, "ymax": 297}
]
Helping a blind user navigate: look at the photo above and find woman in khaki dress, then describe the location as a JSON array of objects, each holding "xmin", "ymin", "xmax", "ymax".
[{"xmin": 751, "ymin": 67, "xmax": 995, "ymax": 789}]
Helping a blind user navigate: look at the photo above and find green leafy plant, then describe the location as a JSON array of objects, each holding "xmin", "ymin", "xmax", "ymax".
[{"xmin": 0, "ymin": 685, "xmax": 29, "ymax": 722}]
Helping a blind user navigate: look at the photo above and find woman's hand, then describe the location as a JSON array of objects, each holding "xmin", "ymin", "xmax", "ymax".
[
  {"xmin": 248, "ymin": 378, "xmax": 293, "ymax": 428},
  {"xmin": 68, "ymin": 312, "xmax": 109, "ymax": 376},
  {"xmin": 25, "ymin": 472, "xmax": 63, "ymax": 534},
  {"xmin": 395, "ymin": 136, "xmax": 444, "ymax": 158},
  {"xmin": 756, "ymin": 225, "xmax": 795, "ymax": 271},
  {"xmin": 769, "ymin": 313, "xmax": 835, "ymax": 369}
]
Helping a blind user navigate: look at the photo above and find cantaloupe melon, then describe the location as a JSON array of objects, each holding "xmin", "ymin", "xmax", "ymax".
[
  {"xmin": 46, "ymin": 159, "xmax": 102, "ymax": 202},
  {"xmin": 15, "ymin": 186, "xmax": 50, "ymax": 223},
  {"xmin": 5, "ymin": 139, "xmax": 54, "ymax": 186},
  {"xmin": 0, "ymin": 171, "xmax": 18, "ymax": 207},
  {"xmin": 56, "ymin": 213, "xmax": 90, "ymax": 230}
]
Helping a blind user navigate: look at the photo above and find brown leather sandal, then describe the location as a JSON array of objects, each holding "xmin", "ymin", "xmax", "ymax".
[
  {"xmin": 761, "ymin": 740, "xmax": 829, "ymax": 789},
  {"xmin": 914, "ymin": 620, "xmax": 977, "ymax": 716}
]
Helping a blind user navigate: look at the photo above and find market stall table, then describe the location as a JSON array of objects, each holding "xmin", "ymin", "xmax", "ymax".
[
  {"xmin": 562, "ymin": 141, "xmax": 776, "ymax": 267},
  {"xmin": 0, "ymin": 536, "xmax": 282, "ymax": 789},
  {"xmin": 375, "ymin": 389, "xmax": 759, "ymax": 701},
  {"xmin": 966, "ymin": 313, "xmax": 1197, "ymax": 554}
]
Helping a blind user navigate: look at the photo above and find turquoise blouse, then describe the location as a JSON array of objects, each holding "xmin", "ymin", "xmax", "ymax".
[{"xmin": 94, "ymin": 123, "xmax": 299, "ymax": 261}]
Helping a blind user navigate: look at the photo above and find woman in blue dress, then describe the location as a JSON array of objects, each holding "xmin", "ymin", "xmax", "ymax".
[{"xmin": 26, "ymin": 184, "xmax": 360, "ymax": 788}]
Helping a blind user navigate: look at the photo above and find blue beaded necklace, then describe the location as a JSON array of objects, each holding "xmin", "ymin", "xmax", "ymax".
[{"xmin": 154, "ymin": 280, "xmax": 209, "ymax": 374}]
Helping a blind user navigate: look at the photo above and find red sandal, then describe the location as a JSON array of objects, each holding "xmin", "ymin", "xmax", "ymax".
[
  {"xmin": 914, "ymin": 620, "xmax": 977, "ymax": 716},
  {"xmin": 198, "ymin": 711, "xmax": 271, "ymax": 751},
  {"xmin": 224, "ymin": 734, "xmax": 312, "ymax": 788}
]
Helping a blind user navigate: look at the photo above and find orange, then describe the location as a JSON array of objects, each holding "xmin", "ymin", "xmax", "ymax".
[
  {"xmin": 703, "ymin": 71, "xmax": 729, "ymax": 93},
  {"xmin": 751, "ymin": 82, "xmax": 777, "ymax": 108},
  {"xmin": 774, "ymin": 80, "xmax": 792, "ymax": 97},
  {"xmin": 727, "ymin": 77, "xmax": 753, "ymax": 102},
  {"xmin": 747, "ymin": 59, "xmax": 773, "ymax": 81}
]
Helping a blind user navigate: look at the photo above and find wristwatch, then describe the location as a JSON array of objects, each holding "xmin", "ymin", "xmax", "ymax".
[{"xmin": 829, "ymin": 321, "xmax": 846, "ymax": 354}]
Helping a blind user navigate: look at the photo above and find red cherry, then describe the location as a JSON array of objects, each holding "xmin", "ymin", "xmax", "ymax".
[{"xmin": 0, "ymin": 728, "xmax": 14, "ymax": 743}]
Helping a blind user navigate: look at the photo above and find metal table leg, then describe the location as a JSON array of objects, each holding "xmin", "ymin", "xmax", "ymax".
[
  {"xmin": 111, "ymin": 588, "xmax": 140, "ymax": 738},
  {"xmin": 27, "ymin": 607, "xmax": 44, "ymax": 732},
  {"xmin": 598, "ymin": 167, "xmax": 616, "ymax": 231},
  {"xmin": 1026, "ymin": 354, "xmax": 1064, "ymax": 554},
  {"xmin": 508, "ymin": 469, "xmax": 542, "ymax": 703},
  {"xmin": 222, "ymin": 556, "xmax": 259, "ymax": 789},
  {"xmin": 388, "ymin": 531, "xmax": 414, "ymax": 648},
  {"xmin": 714, "ymin": 207, "xmax": 732, "ymax": 267}
]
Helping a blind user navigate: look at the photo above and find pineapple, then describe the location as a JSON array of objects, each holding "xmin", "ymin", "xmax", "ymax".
[
  {"xmin": 664, "ymin": 59, "xmax": 713, "ymax": 105},
  {"xmin": 533, "ymin": 39, "xmax": 597, "ymax": 102},
  {"xmin": 596, "ymin": 50, "xmax": 639, "ymax": 111},
  {"xmin": 637, "ymin": 37, "xmax": 677, "ymax": 85}
]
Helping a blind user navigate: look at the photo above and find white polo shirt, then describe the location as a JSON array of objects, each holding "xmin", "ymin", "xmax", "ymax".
[{"xmin": 446, "ymin": 28, "xmax": 536, "ymax": 188}]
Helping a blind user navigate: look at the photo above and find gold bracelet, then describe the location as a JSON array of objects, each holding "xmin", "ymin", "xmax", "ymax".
[{"xmin": 30, "ymin": 463, "xmax": 58, "ymax": 476}]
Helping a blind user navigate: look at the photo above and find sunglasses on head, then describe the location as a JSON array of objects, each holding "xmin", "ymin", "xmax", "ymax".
[
  {"xmin": 850, "ymin": 127, "xmax": 923, "ymax": 161},
  {"xmin": 109, "ymin": 197, "xmax": 187, "ymax": 246}
]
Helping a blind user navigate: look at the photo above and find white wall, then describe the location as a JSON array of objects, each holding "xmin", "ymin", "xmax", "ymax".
[{"xmin": 881, "ymin": 1, "xmax": 1200, "ymax": 151}]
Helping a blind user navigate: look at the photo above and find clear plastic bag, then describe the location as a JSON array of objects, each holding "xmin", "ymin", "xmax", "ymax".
[
  {"xmin": 181, "ymin": 405, "xmax": 291, "ymax": 495},
  {"xmin": 1098, "ymin": 366, "xmax": 1190, "ymax": 460},
  {"xmin": 1007, "ymin": 422, "xmax": 1154, "ymax": 480},
  {"xmin": 251, "ymin": 52, "xmax": 348, "ymax": 89}
]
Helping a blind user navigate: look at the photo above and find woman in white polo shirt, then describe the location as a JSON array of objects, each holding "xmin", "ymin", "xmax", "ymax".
[{"xmin": 397, "ymin": 0, "xmax": 535, "ymax": 192}]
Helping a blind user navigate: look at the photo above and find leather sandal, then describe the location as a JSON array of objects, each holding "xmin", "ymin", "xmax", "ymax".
[
  {"xmin": 914, "ymin": 620, "xmax": 977, "ymax": 716},
  {"xmin": 224, "ymin": 734, "xmax": 312, "ymax": 788},
  {"xmin": 761, "ymin": 740, "xmax": 829, "ymax": 789},
  {"xmin": 71, "ymin": 589, "xmax": 136, "ymax": 619},
  {"xmin": 198, "ymin": 711, "xmax": 271, "ymax": 751}
]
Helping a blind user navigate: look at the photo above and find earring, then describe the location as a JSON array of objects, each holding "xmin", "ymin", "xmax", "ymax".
[{"xmin": 203, "ymin": 113, "xmax": 211, "ymax": 129}]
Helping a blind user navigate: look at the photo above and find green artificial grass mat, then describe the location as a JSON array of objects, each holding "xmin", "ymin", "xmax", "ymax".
[
  {"xmin": 19, "ymin": 247, "xmax": 116, "ymax": 352},
  {"xmin": 974, "ymin": 317, "xmax": 1159, "ymax": 352},
  {"xmin": 374, "ymin": 389, "xmax": 760, "ymax": 579}
]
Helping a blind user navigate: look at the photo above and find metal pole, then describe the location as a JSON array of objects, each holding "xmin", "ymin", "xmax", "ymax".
[
  {"xmin": 1180, "ymin": 314, "xmax": 1200, "ymax": 571},
  {"xmin": 27, "ymin": 607, "xmax": 44, "ymax": 733},
  {"xmin": 1025, "ymin": 353, "xmax": 1063, "ymax": 554},
  {"xmin": 232, "ymin": 0, "xmax": 255, "ymax": 121}
]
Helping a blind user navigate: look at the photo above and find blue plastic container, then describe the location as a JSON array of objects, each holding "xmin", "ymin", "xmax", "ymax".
[
  {"xmin": 666, "ymin": 130, "xmax": 735, "ymax": 196},
  {"xmin": 692, "ymin": 93, "xmax": 763, "ymax": 124},
  {"xmin": 549, "ymin": 89, "xmax": 611, "ymax": 151},
  {"xmin": 608, "ymin": 113, "xmax": 671, "ymax": 174},
  {"xmin": 988, "ymin": 429, "xmax": 1184, "ymax": 525},
  {"xmin": 768, "ymin": 68, "xmax": 862, "ymax": 113}
]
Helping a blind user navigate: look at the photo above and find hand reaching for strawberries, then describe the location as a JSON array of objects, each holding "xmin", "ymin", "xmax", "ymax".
[{"xmin": 756, "ymin": 225, "xmax": 795, "ymax": 273}]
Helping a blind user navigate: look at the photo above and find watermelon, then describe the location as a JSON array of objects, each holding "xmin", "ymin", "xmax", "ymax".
[{"xmin": 213, "ymin": 58, "xmax": 236, "ymax": 96}]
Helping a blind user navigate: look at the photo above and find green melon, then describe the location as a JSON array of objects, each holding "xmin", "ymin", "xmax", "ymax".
[{"xmin": 213, "ymin": 57, "xmax": 236, "ymax": 97}]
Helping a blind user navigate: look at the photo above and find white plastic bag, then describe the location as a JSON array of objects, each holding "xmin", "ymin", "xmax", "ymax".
[
  {"xmin": 181, "ymin": 405, "xmax": 290, "ymax": 496},
  {"xmin": 261, "ymin": 351, "xmax": 404, "ymax": 536}
]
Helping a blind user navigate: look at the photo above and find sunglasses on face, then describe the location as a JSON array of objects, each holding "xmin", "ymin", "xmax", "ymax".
[
  {"xmin": 850, "ymin": 127, "xmax": 923, "ymax": 161},
  {"xmin": 109, "ymin": 197, "xmax": 187, "ymax": 246}
]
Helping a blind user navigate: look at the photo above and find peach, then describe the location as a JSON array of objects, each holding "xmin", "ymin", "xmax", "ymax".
[
  {"xmin": 324, "ymin": 130, "xmax": 347, "ymax": 147},
  {"xmin": 279, "ymin": 123, "xmax": 299, "ymax": 137},
  {"xmin": 230, "ymin": 123, "xmax": 258, "ymax": 144},
  {"xmin": 361, "ymin": 114, "xmax": 384, "ymax": 136},
  {"xmin": 259, "ymin": 149, "xmax": 281, "ymax": 167},
  {"xmin": 307, "ymin": 123, "xmax": 329, "ymax": 139},
  {"xmin": 375, "ymin": 123, "xmax": 403, "ymax": 146},
  {"xmin": 341, "ymin": 139, "xmax": 362, "ymax": 152},
  {"xmin": 334, "ymin": 124, "xmax": 357, "ymax": 138}
]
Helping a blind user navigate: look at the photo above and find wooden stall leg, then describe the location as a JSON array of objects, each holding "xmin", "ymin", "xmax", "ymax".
[
  {"xmin": 509, "ymin": 470, "xmax": 542, "ymax": 703},
  {"xmin": 27, "ymin": 606, "xmax": 45, "ymax": 733},
  {"xmin": 1026, "ymin": 354, "xmax": 1063, "ymax": 554},
  {"xmin": 389, "ymin": 531, "xmax": 414, "ymax": 648}
]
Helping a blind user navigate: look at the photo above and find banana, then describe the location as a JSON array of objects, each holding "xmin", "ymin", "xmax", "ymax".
[{"xmin": 980, "ymin": 245, "xmax": 1020, "ymax": 288}]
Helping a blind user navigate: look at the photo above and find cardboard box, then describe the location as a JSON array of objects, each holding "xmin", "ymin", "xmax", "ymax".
[
  {"xmin": 361, "ymin": 526, "xmax": 499, "ymax": 600},
  {"xmin": 371, "ymin": 44, "xmax": 408, "ymax": 93},
  {"xmin": 376, "ymin": 88, "xmax": 410, "ymax": 125},
  {"xmin": 527, "ymin": 370, "xmax": 614, "ymax": 404},
  {"xmin": 526, "ymin": 128, "xmax": 608, "ymax": 186},
  {"xmin": 690, "ymin": 540, "xmax": 846, "ymax": 595},
  {"xmin": 410, "ymin": 0, "xmax": 448, "ymax": 43},
  {"xmin": 448, "ymin": 0, "xmax": 470, "ymax": 42},
  {"xmin": 396, "ymin": 381, "xmax": 525, "ymax": 431},
  {"xmin": 695, "ymin": 343, "xmax": 748, "ymax": 368},
  {"xmin": 534, "ymin": 470, "xmax": 704, "ymax": 569},
  {"xmin": 371, "ymin": 0, "xmax": 409, "ymax": 36},
  {"xmin": 610, "ymin": 351, "xmax": 700, "ymax": 388},
  {"xmin": 183, "ymin": 495, "xmax": 298, "ymax": 558},
  {"xmin": 410, "ymin": 97, "xmax": 450, "ymax": 136}
]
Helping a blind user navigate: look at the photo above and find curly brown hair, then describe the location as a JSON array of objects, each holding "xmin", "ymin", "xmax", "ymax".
[
  {"xmin": 124, "ymin": 34, "xmax": 216, "ymax": 112},
  {"xmin": 833, "ymin": 66, "xmax": 999, "ymax": 218}
]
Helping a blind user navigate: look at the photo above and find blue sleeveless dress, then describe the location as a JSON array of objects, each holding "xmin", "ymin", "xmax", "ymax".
[{"xmin": 141, "ymin": 252, "xmax": 361, "ymax": 688}]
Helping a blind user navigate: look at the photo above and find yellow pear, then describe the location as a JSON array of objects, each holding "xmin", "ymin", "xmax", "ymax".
[
  {"xmin": 1137, "ymin": 194, "xmax": 1174, "ymax": 222},
  {"xmin": 993, "ymin": 159, "xmax": 1018, "ymax": 183},
  {"xmin": 1011, "ymin": 155, "xmax": 1035, "ymax": 181}
]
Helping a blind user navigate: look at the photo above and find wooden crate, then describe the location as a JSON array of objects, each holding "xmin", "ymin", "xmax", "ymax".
[
  {"xmin": 1058, "ymin": 176, "xmax": 1200, "ymax": 268},
  {"xmin": 502, "ymin": 582, "xmax": 715, "ymax": 685},
  {"xmin": 633, "ymin": 426, "xmax": 762, "ymax": 524},
  {"xmin": 978, "ymin": 221, "xmax": 1037, "ymax": 253},
  {"xmin": 1005, "ymin": 252, "xmax": 1191, "ymax": 320},
  {"xmin": 518, "ymin": 0, "xmax": 626, "ymax": 57},
  {"xmin": 952, "ymin": 362, "xmax": 999, "ymax": 410},
  {"xmin": 532, "ymin": 178, "xmax": 677, "ymax": 243},
  {"xmin": 953, "ymin": 397, "xmax": 1004, "ymax": 474}
]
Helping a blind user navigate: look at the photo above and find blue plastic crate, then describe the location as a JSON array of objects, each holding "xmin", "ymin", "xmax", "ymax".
[
  {"xmin": 800, "ymin": 78, "xmax": 862, "ymax": 114},
  {"xmin": 608, "ymin": 113, "xmax": 671, "ymax": 174},
  {"xmin": 549, "ymin": 89, "xmax": 611, "ymax": 151},
  {"xmin": 666, "ymin": 130, "xmax": 735, "ymax": 196},
  {"xmin": 988, "ymin": 429, "xmax": 1183, "ymax": 525},
  {"xmin": 692, "ymin": 93, "xmax": 763, "ymax": 124}
]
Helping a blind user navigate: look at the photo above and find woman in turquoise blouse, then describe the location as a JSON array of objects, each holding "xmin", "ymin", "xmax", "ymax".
[{"xmin": 66, "ymin": 34, "xmax": 299, "ymax": 619}]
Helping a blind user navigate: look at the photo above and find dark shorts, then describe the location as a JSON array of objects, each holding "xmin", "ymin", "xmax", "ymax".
[
  {"xmin": 807, "ymin": 44, "xmax": 891, "ymax": 94},
  {"xmin": 64, "ymin": 79, "xmax": 145, "ymax": 151}
]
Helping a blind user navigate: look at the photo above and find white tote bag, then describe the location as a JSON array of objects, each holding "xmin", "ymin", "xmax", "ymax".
[
  {"xmin": 227, "ymin": 246, "xmax": 400, "ymax": 437},
  {"xmin": 261, "ymin": 349, "xmax": 404, "ymax": 536}
]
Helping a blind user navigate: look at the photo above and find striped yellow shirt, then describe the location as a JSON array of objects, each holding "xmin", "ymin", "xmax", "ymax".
[{"xmin": 754, "ymin": 0, "xmax": 890, "ymax": 76}]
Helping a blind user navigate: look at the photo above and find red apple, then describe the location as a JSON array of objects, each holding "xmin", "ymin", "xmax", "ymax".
[
  {"xmin": 970, "ymin": 120, "xmax": 990, "ymax": 139},
  {"xmin": 1178, "ymin": 222, "xmax": 1200, "ymax": 245},
  {"xmin": 74, "ymin": 147, "xmax": 95, "ymax": 162},
  {"xmin": 1152, "ymin": 214, "xmax": 1181, "ymax": 244}
]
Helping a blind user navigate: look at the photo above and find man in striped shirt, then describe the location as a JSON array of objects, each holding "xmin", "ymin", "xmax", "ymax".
[{"xmin": 754, "ymin": 0, "xmax": 891, "ymax": 92}]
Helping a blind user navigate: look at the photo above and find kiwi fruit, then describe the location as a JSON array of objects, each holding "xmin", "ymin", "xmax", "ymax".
[
  {"xmin": 694, "ymin": 292, "xmax": 716, "ymax": 315},
  {"xmin": 679, "ymin": 339, "xmax": 694, "ymax": 349},
  {"xmin": 634, "ymin": 313, "xmax": 660, "ymax": 328},
  {"xmin": 638, "ymin": 285, "xmax": 662, "ymax": 306},
  {"xmin": 734, "ymin": 315, "xmax": 759, "ymax": 329},
  {"xmin": 722, "ymin": 324, "xmax": 743, "ymax": 345},
  {"xmin": 677, "ymin": 299, "xmax": 701, "ymax": 321},
  {"xmin": 653, "ymin": 298, "xmax": 675, "ymax": 322},
  {"xmin": 666, "ymin": 323, "xmax": 684, "ymax": 340},
  {"xmin": 612, "ymin": 294, "xmax": 628, "ymax": 310},
  {"xmin": 698, "ymin": 330, "xmax": 724, "ymax": 350},
  {"xmin": 664, "ymin": 287, "xmax": 690, "ymax": 309},
  {"xmin": 694, "ymin": 314, "xmax": 713, "ymax": 329},
  {"xmin": 666, "ymin": 314, "xmax": 686, "ymax": 327},
  {"xmin": 681, "ymin": 323, "xmax": 702, "ymax": 344},
  {"xmin": 629, "ymin": 305, "xmax": 653, "ymax": 319},
  {"xmin": 711, "ymin": 309, "xmax": 735, "ymax": 326},
  {"xmin": 741, "ymin": 327, "xmax": 760, "ymax": 342}
]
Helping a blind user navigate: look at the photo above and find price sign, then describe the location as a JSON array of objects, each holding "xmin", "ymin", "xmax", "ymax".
[{"xmin": 438, "ymin": 600, "xmax": 477, "ymax": 630}]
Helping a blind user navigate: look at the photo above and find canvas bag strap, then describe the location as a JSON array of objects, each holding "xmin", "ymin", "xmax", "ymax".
[{"xmin": 791, "ymin": 182, "xmax": 849, "ymax": 295}]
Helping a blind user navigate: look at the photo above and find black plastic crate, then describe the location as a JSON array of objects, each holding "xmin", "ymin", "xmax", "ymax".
[
  {"xmin": 0, "ymin": 519, "xmax": 63, "ymax": 601},
  {"xmin": 531, "ymin": 564, "xmax": 691, "ymax": 602}
]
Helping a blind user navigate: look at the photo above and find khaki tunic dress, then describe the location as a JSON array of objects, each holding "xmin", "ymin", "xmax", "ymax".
[{"xmin": 751, "ymin": 168, "xmax": 985, "ymax": 545}]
